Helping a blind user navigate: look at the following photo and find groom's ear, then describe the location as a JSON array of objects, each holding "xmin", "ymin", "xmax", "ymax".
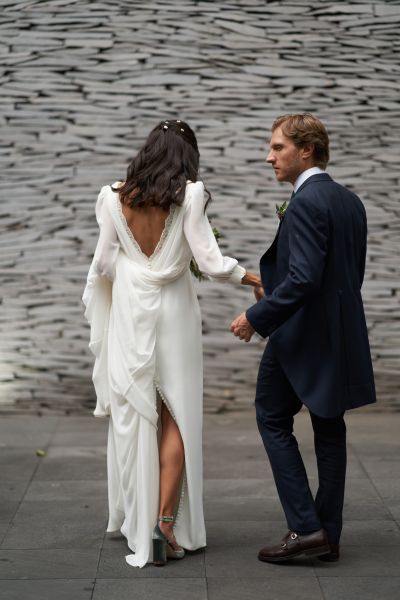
[{"xmin": 300, "ymin": 143, "xmax": 315, "ymax": 161}]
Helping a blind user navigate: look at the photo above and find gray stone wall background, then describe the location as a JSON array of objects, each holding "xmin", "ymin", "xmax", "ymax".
[{"xmin": 1, "ymin": 0, "xmax": 399, "ymax": 413}]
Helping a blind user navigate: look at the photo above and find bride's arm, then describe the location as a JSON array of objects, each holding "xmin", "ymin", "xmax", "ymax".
[
  {"xmin": 92, "ymin": 187, "xmax": 120, "ymax": 280},
  {"xmin": 183, "ymin": 181, "xmax": 260, "ymax": 286}
]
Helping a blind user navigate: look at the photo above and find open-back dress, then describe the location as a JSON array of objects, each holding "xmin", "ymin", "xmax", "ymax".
[{"xmin": 83, "ymin": 180, "xmax": 245, "ymax": 567}]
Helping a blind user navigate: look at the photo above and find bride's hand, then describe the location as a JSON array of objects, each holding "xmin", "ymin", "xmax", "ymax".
[
  {"xmin": 254, "ymin": 285, "xmax": 264, "ymax": 302},
  {"xmin": 241, "ymin": 271, "xmax": 261, "ymax": 288}
]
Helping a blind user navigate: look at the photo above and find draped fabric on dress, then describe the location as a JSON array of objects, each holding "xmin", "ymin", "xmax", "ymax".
[{"xmin": 83, "ymin": 181, "xmax": 245, "ymax": 567}]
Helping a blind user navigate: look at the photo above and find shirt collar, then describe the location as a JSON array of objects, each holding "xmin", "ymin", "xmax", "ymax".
[{"xmin": 293, "ymin": 166, "xmax": 324, "ymax": 193}]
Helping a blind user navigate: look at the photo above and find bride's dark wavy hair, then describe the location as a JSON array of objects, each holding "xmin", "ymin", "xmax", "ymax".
[{"xmin": 114, "ymin": 120, "xmax": 211, "ymax": 209}]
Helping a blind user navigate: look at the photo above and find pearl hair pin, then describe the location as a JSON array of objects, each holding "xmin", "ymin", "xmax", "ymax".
[{"xmin": 161, "ymin": 120, "xmax": 184, "ymax": 132}]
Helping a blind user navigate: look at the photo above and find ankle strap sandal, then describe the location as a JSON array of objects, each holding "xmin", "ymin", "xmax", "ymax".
[{"xmin": 152, "ymin": 515, "xmax": 185, "ymax": 565}]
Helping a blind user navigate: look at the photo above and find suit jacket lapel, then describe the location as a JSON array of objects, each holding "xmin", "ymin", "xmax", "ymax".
[{"xmin": 262, "ymin": 221, "xmax": 281, "ymax": 260}]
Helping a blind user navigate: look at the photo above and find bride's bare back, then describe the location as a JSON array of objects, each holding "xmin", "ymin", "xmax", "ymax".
[{"xmin": 121, "ymin": 203, "xmax": 170, "ymax": 258}]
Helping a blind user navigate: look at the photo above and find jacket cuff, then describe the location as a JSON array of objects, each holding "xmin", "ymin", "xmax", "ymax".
[{"xmin": 246, "ymin": 300, "xmax": 270, "ymax": 338}]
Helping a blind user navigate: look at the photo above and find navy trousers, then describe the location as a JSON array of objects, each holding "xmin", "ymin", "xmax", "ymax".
[{"xmin": 255, "ymin": 343, "xmax": 347, "ymax": 545}]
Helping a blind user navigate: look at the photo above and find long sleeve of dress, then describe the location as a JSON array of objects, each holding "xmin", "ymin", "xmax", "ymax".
[
  {"xmin": 183, "ymin": 181, "xmax": 245, "ymax": 284},
  {"xmin": 82, "ymin": 187, "xmax": 120, "ymax": 418},
  {"xmin": 92, "ymin": 186, "xmax": 120, "ymax": 280}
]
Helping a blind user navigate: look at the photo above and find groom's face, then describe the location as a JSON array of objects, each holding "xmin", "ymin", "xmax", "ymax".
[{"xmin": 266, "ymin": 127, "xmax": 303, "ymax": 185}]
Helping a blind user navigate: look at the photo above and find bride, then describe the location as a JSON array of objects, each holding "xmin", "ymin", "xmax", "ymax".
[{"xmin": 83, "ymin": 119, "xmax": 260, "ymax": 567}]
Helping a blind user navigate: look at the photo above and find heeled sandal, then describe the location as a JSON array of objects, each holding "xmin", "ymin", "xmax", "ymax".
[{"xmin": 152, "ymin": 515, "xmax": 185, "ymax": 566}]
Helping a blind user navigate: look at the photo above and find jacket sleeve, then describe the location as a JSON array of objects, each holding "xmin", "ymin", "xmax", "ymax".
[
  {"xmin": 246, "ymin": 195, "xmax": 329, "ymax": 338},
  {"xmin": 358, "ymin": 206, "xmax": 367, "ymax": 289}
]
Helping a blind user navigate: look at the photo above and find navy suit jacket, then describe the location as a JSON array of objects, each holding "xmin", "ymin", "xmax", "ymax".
[{"xmin": 246, "ymin": 173, "xmax": 376, "ymax": 418}]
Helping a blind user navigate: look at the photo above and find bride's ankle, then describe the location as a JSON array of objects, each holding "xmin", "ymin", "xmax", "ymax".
[
  {"xmin": 158, "ymin": 516, "xmax": 174, "ymax": 536},
  {"xmin": 159, "ymin": 521, "xmax": 173, "ymax": 536}
]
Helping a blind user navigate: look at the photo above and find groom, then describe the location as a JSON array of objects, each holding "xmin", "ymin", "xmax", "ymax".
[{"xmin": 231, "ymin": 113, "xmax": 376, "ymax": 562}]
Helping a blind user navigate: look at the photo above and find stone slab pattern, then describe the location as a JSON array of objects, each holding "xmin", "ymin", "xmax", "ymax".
[{"xmin": 0, "ymin": 0, "xmax": 399, "ymax": 413}]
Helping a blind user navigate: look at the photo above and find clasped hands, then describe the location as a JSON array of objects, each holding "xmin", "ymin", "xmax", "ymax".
[{"xmin": 230, "ymin": 273, "xmax": 264, "ymax": 343}]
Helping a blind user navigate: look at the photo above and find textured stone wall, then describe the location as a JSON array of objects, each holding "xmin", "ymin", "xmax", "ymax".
[{"xmin": 1, "ymin": 0, "xmax": 400, "ymax": 413}]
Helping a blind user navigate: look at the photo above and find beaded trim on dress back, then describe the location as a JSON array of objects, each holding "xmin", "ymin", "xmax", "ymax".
[{"xmin": 114, "ymin": 191, "xmax": 177, "ymax": 262}]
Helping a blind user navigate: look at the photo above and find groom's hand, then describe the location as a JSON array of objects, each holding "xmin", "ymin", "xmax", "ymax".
[{"xmin": 230, "ymin": 312, "xmax": 255, "ymax": 342}]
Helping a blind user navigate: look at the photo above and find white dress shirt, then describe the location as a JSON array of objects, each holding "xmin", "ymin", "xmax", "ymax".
[{"xmin": 293, "ymin": 166, "xmax": 324, "ymax": 193}]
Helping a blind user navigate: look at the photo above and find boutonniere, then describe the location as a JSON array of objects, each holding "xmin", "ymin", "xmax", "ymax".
[
  {"xmin": 275, "ymin": 200, "xmax": 288, "ymax": 221},
  {"xmin": 190, "ymin": 227, "xmax": 221, "ymax": 281}
]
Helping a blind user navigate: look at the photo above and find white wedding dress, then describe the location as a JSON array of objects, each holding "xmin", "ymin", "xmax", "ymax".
[{"xmin": 83, "ymin": 180, "xmax": 245, "ymax": 567}]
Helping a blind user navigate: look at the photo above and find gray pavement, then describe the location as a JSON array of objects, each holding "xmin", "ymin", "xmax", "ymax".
[{"xmin": 0, "ymin": 410, "xmax": 400, "ymax": 600}]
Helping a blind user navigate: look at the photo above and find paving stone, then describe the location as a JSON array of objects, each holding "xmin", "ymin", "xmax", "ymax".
[
  {"xmin": 358, "ymin": 456, "xmax": 400, "ymax": 479},
  {"xmin": 319, "ymin": 576, "xmax": 400, "ymax": 600},
  {"xmin": 205, "ymin": 493, "xmax": 283, "ymax": 522},
  {"xmin": 204, "ymin": 444, "xmax": 272, "ymax": 479},
  {"xmin": 0, "ymin": 448, "xmax": 39, "ymax": 482},
  {"xmin": 204, "ymin": 477, "xmax": 271, "ymax": 499},
  {"xmin": 369, "ymin": 478, "xmax": 400, "ymax": 521},
  {"xmin": 34, "ymin": 446, "xmax": 107, "ymax": 481},
  {"xmin": 341, "ymin": 479, "xmax": 392, "ymax": 521},
  {"xmin": 0, "ymin": 523, "xmax": 10, "ymax": 546},
  {"xmin": 0, "ymin": 579, "xmax": 94, "ymax": 600},
  {"xmin": 0, "ymin": 548, "xmax": 99, "ymax": 579},
  {"xmin": 0, "ymin": 416, "xmax": 58, "ymax": 447},
  {"xmin": 207, "ymin": 577, "xmax": 324, "ymax": 600},
  {"xmin": 0, "ymin": 482, "xmax": 27, "ymax": 522},
  {"xmin": 340, "ymin": 518, "xmax": 400, "ymax": 546},
  {"xmin": 23, "ymin": 480, "xmax": 107, "ymax": 502},
  {"xmin": 50, "ymin": 428, "xmax": 108, "ymax": 447},
  {"xmin": 205, "ymin": 519, "xmax": 285, "ymax": 548},
  {"xmin": 92, "ymin": 578, "xmax": 207, "ymax": 600},
  {"xmin": 313, "ymin": 545, "xmax": 400, "ymax": 577},
  {"xmin": 2, "ymin": 499, "xmax": 106, "ymax": 550}
]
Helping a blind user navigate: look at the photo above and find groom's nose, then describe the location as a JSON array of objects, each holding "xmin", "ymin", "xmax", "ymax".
[{"xmin": 266, "ymin": 152, "xmax": 275, "ymax": 164}]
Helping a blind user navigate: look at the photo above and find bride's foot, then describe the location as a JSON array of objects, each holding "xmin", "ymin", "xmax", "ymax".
[
  {"xmin": 158, "ymin": 520, "xmax": 183, "ymax": 553},
  {"xmin": 152, "ymin": 516, "xmax": 185, "ymax": 565}
]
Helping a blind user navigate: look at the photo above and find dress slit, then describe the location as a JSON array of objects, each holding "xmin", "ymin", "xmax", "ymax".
[{"xmin": 155, "ymin": 381, "xmax": 187, "ymax": 528}]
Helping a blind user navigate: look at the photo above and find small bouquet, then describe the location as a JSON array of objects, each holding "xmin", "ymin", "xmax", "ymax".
[
  {"xmin": 190, "ymin": 227, "xmax": 221, "ymax": 281},
  {"xmin": 276, "ymin": 200, "xmax": 288, "ymax": 221}
]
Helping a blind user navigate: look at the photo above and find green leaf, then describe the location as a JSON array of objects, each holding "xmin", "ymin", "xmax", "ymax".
[
  {"xmin": 36, "ymin": 448, "xmax": 46, "ymax": 457},
  {"xmin": 276, "ymin": 200, "xmax": 288, "ymax": 217},
  {"xmin": 212, "ymin": 227, "xmax": 222, "ymax": 241}
]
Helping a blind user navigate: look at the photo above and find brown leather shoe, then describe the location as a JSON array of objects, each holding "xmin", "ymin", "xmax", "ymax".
[
  {"xmin": 258, "ymin": 529, "xmax": 330, "ymax": 563},
  {"xmin": 317, "ymin": 543, "xmax": 340, "ymax": 562}
]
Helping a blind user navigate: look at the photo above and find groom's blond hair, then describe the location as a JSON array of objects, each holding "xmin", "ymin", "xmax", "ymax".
[{"xmin": 272, "ymin": 113, "xmax": 330, "ymax": 169}]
